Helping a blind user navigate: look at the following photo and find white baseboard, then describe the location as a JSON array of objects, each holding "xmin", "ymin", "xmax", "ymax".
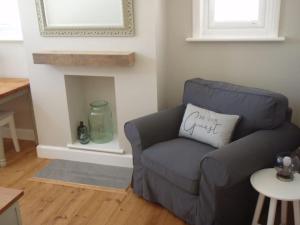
[
  {"xmin": 2, "ymin": 128, "xmax": 36, "ymax": 141},
  {"xmin": 37, "ymin": 145, "xmax": 133, "ymax": 168}
]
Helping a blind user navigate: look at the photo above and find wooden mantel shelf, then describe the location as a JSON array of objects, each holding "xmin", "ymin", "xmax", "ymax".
[{"xmin": 32, "ymin": 51, "xmax": 135, "ymax": 67}]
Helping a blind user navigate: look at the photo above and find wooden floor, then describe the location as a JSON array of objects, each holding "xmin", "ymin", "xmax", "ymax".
[{"xmin": 0, "ymin": 140, "xmax": 186, "ymax": 225}]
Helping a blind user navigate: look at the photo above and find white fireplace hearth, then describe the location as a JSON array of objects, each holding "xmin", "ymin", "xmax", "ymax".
[{"xmin": 67, "ymin": 136, "xmax": 123, "ymax": 154}]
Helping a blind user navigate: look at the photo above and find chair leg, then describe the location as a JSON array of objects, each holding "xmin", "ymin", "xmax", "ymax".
[{"xmin": 8, "ymin": 116, "xmax": 20, "ymax": 152}]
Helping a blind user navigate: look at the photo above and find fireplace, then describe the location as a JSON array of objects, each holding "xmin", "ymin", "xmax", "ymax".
[{"xmin": 29, "ymin": 47, "xmax": 160, "ymax": 167}]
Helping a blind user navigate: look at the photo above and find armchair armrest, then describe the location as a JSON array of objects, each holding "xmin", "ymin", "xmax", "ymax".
[
  {"xmin": 125, "ymin": 105, "xmax": 185, "ymax": 195},
  {"xmin": 124, "ymin": 105, "xmax": 185, "ymax": 151},
  {"xmin": 200, "ymin": 122, "xmax": 300, "ymax": 188}
]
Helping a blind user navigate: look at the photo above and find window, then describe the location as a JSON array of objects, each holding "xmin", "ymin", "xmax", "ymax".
[
  {"xmin": 188, "ymin": 0, "xmax": 284, "ymax": 41},
  {"xmin": 212, "ymin": 0, "xmax": 262, "ymax": 26},
  {"xmin": 0, "ymin": 0, "xmax": 23, "ymax": 41}
]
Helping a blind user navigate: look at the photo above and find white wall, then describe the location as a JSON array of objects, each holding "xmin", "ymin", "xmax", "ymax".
[
  {"xmin": 165, "ymin": 0, "xmax": 300, "ymax": 125},
  {"xmin": 0, "ymin": 42, "xmax": 28, "ymax": 76},
  {"xmin": 18, "ymin": 0, "xmax": 160, "ymax": 156},
  {"xmin": 156, "ymin": 0, "xmax": 168, "ymax": 110}
]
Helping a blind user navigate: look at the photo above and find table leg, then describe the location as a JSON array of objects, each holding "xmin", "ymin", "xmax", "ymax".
[
  {"xmin": 267, "ymin": 198, "xmax": 277, "ymax": 225},
  {"xmin": 15, "ymin": 202, "xmax": 23, "ymax": 225},
  {"xmin": 293, "ymin": 201, "xmax": 300, "ymax": 225},
  {"xmin": 0, "ymin": 134, "xmax": 6, "ymax": 167},
  {"xmin": 281, "ymin": 201, "xmax": 288, "ymax": 225},
  {"xmin": 28, "ymin": 90, "xmax": 38, "ymax": 144},
  {"xmin": 252, "ymin": 194, "xmax": 265, "ymax": 225}
]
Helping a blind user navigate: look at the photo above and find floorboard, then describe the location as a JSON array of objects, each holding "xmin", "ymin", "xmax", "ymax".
[{"xmin": 0, "ymin": 139, "xmax": 187, "ymax": 225}]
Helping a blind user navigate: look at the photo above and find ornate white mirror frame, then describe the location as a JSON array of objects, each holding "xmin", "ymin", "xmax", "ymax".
[{"xmin": 35, "ymin": 0, "xmax": 135, "ymax": 37}]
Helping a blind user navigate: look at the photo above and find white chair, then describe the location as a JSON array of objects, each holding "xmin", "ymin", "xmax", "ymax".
[{"xmin": 0, "ymin": 112, "xmax": 20, "ymax": 152}]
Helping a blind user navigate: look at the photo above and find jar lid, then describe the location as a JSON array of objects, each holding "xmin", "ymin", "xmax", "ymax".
[{"xmin": 90, "ymin": 100, "xmax": 108, "ymax": 108}]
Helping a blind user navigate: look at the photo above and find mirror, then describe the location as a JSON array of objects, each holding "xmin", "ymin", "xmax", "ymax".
[{"xmin": 35, "ymin": 0, "xmax": 134, "ymax": 37}]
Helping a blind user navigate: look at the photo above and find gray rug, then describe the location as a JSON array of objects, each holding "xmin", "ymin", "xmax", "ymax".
[{"xmin": 34, "ymin": 159, "xmax": 133, "ymax": 190}]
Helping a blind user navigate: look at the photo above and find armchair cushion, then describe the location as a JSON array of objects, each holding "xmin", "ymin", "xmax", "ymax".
[
  {"xmin": 183, "ymin": 78, "xmax": 289, "ymax": 139},
  {"xmin": 141, "ymin": 138, "xmax": 215, "ymax": 195},
  {"xmin": 179, "ymin": 103, "xmax": 240, "ymax": 148}
]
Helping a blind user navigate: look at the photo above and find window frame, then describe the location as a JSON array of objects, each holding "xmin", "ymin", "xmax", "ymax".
[{"xmin": 188, "ymin": 0, "xmax": 284, "ymax": 42}]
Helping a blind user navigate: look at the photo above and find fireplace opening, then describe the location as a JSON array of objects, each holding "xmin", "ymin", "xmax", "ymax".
[{"xmin": 64, "ymin": 75, "xmax": 123, "ymax": 154}]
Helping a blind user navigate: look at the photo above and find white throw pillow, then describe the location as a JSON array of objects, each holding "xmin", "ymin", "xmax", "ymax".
[{"xmin": 179, "ymin": 104, "xmax": 240, "ymax": 148}]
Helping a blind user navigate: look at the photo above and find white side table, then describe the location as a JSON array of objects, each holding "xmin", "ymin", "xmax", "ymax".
[{"xmin": 250, "ymin": 168, "xmax": 300, "ymax": 225}]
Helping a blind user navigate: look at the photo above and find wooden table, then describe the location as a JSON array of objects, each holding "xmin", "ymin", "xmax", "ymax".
[
  {"xmin": 0, "ymin": 78, "xmax": 30, "ymax": 104},
  {"xmin": 0, "ymin": 78, "xmax": 33, "ymax": 167},
  {"xmin": 0, "ymin": 187, "xmax": 24, "ymax": 225}
]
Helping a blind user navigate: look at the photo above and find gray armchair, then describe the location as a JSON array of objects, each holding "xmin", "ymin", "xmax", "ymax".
[{"xmin": 124, "ymin": 78, "xmax": 300, "ymax": 225}]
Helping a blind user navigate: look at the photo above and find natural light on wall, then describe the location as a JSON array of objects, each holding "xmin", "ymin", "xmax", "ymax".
[
  {"xmin": 214, "ymin": 0, "xmax": 260, "ymax": 23},
  {"xmin": 0, "ymin": 0, "xmax": 23, "ymax": 41}
]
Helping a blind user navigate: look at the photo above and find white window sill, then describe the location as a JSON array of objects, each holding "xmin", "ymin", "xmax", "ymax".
[{"xmin": 186, "ymin": 36, "xmax": 285, "ymax": 42}]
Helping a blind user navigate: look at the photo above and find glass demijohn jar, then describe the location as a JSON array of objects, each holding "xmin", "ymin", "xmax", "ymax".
[{"xmin": 88, "ymin": 100, "xmax": 113, "ymax": 144}]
